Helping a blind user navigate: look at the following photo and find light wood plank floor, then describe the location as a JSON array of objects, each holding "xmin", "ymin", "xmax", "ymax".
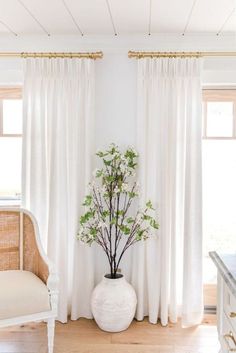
[
  {"xmin": 204, "ymin": 284, "xmax": 217, "ymax": 307},
  {"xmin": 0, "ymin": 315, "xmax": 220, "ymax": 353}
]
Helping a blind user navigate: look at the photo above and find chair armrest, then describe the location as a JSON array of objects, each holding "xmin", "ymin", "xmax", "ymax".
[
  {"xmin": 22, "ymin": 208, "xmax": 59, "ymax": 315},
  {"xmin": 20, "ymin": 208, "xmax": 59, "ymax": 290},
  {"xmin": 47, "ymin": 266, "xmax": 59, "ymax": 314}
]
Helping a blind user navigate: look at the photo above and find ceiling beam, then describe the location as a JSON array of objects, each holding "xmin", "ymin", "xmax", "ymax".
[
  {"xmin": 106, "ymin": 0, "xmax": 117, "ymax": 36},
  {"xmin": 216, "ymin": 7, "xmax": 235, "ymax": 36},
  {"xmin": 182, "ymin": 0, "xmax": 198, "ymax": 36},
  {"xmin": 62, "ymin": 0, "xmax": 84, "ymax": 36},
  {"xmin": 148, "ymin": 0, "xmax": 152, "ymax": 35},
  {"xmin": 17, "ymin": 0, "xmax": 50, "ymax": 36},
  {"xmin": 0, "ymin": 20, "xmax": 17, "ymax": 36}
]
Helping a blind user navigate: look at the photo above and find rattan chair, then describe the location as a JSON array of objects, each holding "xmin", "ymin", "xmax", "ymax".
[{"xmin": 0, "ymin": 207, "xmax": 59, "ymax": 353}]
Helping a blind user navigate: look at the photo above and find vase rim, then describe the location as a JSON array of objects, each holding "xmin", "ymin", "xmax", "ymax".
[{"xmin": 104, "ymin": 273, "xmax": 124, "ymax": 280}]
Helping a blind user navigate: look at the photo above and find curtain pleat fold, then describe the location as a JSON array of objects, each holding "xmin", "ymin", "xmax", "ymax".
[
  {"xmin": 22, "ymin": 58, "xmax": 95, "ymax": 322},
  {"xmin": 133, "ymin": 57, "xmax": 203, "ymax": 327}
]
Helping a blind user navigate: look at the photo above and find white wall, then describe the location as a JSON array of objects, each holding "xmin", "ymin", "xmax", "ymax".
[
  {"xmin": 95, "ymin": 52, "xmax": 137, "ymax": 148},
  {"xmin": 1, "ymin": 34, "xmax": 236, "ymax": 149}
]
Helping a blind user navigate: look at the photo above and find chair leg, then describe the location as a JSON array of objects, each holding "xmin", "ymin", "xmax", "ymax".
[{"xmin": 47, "ymin": 318, "xmax": 55, "ymax": 353}]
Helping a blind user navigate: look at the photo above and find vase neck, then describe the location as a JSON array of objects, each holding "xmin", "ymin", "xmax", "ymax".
[
  {"xmin": 104, "ymin": 274, "xmax": 123, "ymax": 279},
  {"xmin": 103, "ymin": 274, "xmax": 125, "ymax": 284}
]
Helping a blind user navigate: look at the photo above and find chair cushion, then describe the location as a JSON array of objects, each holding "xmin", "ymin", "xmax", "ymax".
[{"xmin": 0, "ymin": 270, "xmax": 51, "ymax": 320}]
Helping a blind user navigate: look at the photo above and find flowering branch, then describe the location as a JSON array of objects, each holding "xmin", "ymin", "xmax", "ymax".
[{"xmin": 77, "ymin": 144, "xmax": 159, "ymax": 278}]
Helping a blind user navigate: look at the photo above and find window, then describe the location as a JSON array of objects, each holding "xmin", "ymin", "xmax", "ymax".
[
  {"xmin": 0, "ymin": 88, "xmax": 22, "ymax": 202},
  {"xmin": 202, "ymin": 89, "xmax": 236, "ymax": 309},
  {"xmin": 203, "ymin": 90, "xmax": 236, "ymax": 139}
]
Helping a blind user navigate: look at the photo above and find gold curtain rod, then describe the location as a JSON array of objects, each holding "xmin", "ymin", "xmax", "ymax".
[
  {"xmin": 0, "ymin": 51, "xmax": 103, "ymax": 59},
  {"xmin": 128, "ymin": 51, "xmax": 236, "ymax": 58}
]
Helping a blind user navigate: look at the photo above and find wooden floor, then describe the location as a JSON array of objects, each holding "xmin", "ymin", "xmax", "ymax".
[
  {"xmin": 204, "ymin": 284, "xmax": 217, "ymax": 307},
  {"xmin": 0, "ymin": 315, "xmax": 219, "ymax": 353}
]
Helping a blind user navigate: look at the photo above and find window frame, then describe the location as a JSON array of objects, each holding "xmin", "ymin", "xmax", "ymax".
[
  {"xmin": 202, "ymin": 89, "xmax": 236, "ymax": 140},
  {"xmin": 0, "ymin": 87, "xmax": 22, "ymax": 138},
  {"xmin": 0, "ymin": 87, "xmax": 22, "ymax": 204}
]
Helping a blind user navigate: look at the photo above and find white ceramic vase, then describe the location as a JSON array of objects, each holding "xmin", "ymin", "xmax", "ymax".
[{"xmin": 91, "ymin": 274, "xmax": 137, "ymax": 332}]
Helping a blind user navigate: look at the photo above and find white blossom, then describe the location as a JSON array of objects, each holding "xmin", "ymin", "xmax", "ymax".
[
  {"xmin": 127, "ymin": 146, "xmax": 138, "ymax": 155},
  {"xmin": 114, "ymin": 186, "xmax": 119, "ymax": 193},
  {"xmin": 88, "ymin": 181, "xmax": 95, "ymax": 189},
  {"xmin": 121, "ymin": 155, "xmax": 128, "ymax": 164},
  {"xmin": 121, "ymin": 183, "xmax": 129, "ymax": 192},
  {"xmin": 101, "ymin": 185, "xmax": 107, "ymax": 193},
  {"xmin": 120, "ymin": 163, "xmax": 126, "ymax": 173},
  {"xmin": 98, "ymin": 221, "xmax": 107, "ymax": 229}
]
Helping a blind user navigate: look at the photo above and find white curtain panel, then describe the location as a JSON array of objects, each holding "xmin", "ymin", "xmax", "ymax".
[
  {"xmin": 133, "ymin": 58, "xmax": 203, "ymax": 327},
  {"xmin": 22, "ymin": 58, "xmax": 95, "ymax": 322}
]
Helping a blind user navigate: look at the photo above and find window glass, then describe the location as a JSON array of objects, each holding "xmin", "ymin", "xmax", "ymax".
[
  {"xmin": 203, "ymin": 140, "xmax": 236, "ymax": 283},
  {"xmin": 206, "ymin": 102, "xmax": 233, "ymax": 137},
  {"xmin": 203, "ymin": 90, "xmax": 236, "ymax": 290},
  {"xmin": 0, "ymin": 91, "xmax": 22, "ymax": 200},
  {"xmin": 0, "ymin": 137, "xmax": 22, "ymax": 198},
  {"xmin": 3, "ymin": 99, "xmax": 23, "ymax": 135}
]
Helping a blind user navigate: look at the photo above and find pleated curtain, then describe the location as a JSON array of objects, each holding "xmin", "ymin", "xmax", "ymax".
[
  {"xmin": 132, "ymin": 57, "xmax": 203, "ymax": 327},
  {"xmin": 22, "ymin": 58, "xmax": 94, "ymax": 322}
]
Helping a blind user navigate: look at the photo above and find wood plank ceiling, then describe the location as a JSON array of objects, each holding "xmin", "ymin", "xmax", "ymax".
[{"xmin": 0, "ymin": 0, "xmax": 235, "ymax": 36}]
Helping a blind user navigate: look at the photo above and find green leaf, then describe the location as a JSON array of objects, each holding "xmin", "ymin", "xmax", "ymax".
[
  {"xmin": 142, "ymin": 214, "xmax": 151, "ymax": 221},
  {"xmin": 96, "ymin": 151, "xmax": 105, "ymax": 157},
  {"xmin": 103, "ymin": 192, "xmax": 110, "ymax": 199},
  {"xmin": 110, "ymin": 218, "xmax": 116, "ymax": 225},
  {"xmin": 106, "ymin": 175, "xmax": 115, "ymax": 183},
  {"xmin": 126, "ymin": 217, "xmax": 134, "ymax": 224},
  {"xmin": 83, "ymin": 195, "xmax": 92, "ymax": 207},
  {"xmin": 119, "ymin": 224, "xmax": 130, "ymax": 235},
  {"xmin": 128, "ymin": 162, "xmax": 137, "ymax": 169},
  {"xmin": 102, "ymin": 210, "xmax": 109, "ymax": 218},
  {"xmin": 136, "ymin": 229, "xmax": 145, "ymax": 240},
  {"xmin": 124, "ymin": 148, "xmax": 138, "ymax": 160},
  {"xmin": 80, "ymin": 211, "xmax": 94, "ymax": 225},
  {"xmin": 105, "ymin": 144, "xmax": 118, "ymax": 156},
  {"xmin": 80, "ymin": 215, "xmax": 87, "ymax": 225},
  {"xmin": 96, "ymin": 169, "xmax": 103, "ymax": 178},
  {"xmin": 103, "ymin": 159, "xmax": 112, "ymax": 166},
  {"xmin": 90, "ymin": 228, "xmax": 98, "ymax": 237},
  {"xmin": 146, "ymin": 200, "xmax": 154, "ymax": 210},
  {"xmin": 128, "ymin": 191, "xmax": 138, "ymax": 198},
  {"xmin": 150, "ymin": 218, "xmax": 159, "ymax": 229}
]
